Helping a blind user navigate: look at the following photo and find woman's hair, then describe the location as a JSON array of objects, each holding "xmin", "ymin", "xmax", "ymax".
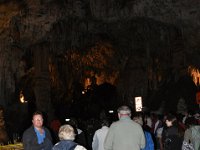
[
  {"xmin": 58, "ymin": 124, "xmax": 75, "ymax": 140},
  {"xmin": 166, "ymin": 114, "xmax": 178, "ymax": 127},
  {"xmin": 101, "ymin": 119, "xmax": 109, "ymax": 127}
]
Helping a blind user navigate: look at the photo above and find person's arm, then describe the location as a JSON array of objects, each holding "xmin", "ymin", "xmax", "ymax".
[
  {"xmin": 92, "ymin": 132, "xmax": 98, "ymax": 150},
  {"xmin": 104, "ymin": 125, "xmax": 113, "ymax": 150},
  {"xmin": 22, "ymin": 130, "xmax": 32, "ymax": 150},
  {"xmin": 158, "ymin": 136, "xmax": 163, "ymax": 150},
  {"xmin": 184, "ymin": 128, "xmax": 192, "ymax": 143},
  {"xmin": 157, "ymin": 127, "xmax": 163, "ymax": 150}
]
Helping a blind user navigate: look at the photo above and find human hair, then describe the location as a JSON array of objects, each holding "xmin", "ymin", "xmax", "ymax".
[
  {"xmin": 32, "ymin": 111, "xmax": 43, "ymax": 119},
  {"xmin": 117, "ymin": 105, "xmax": 131, "ymax": 115},
  {"xmin": 58, "ymin": 124, "xmax": 75, "ymax": 140},
  {"xmin": 101, "ymin": 119, "xmax": 109, "ymax": 127},
  {"xmin": 166, "ymin": 114, "xmax": 178, "ymax": 127}
]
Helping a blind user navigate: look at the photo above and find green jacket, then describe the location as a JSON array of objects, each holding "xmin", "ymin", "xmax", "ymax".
[{"xmin": 104, "ymin": 116, "xmax": 146, "ymax": 150}]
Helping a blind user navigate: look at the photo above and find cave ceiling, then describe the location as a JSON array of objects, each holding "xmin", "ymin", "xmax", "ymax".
[{"xmin": 0, "ymin": 0, "xmax": 200, "ymax": 112}]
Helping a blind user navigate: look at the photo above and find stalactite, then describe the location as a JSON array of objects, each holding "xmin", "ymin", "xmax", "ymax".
[{"xmin": 0, "ymin": 0, "xmax": 199, "ymax": 116}]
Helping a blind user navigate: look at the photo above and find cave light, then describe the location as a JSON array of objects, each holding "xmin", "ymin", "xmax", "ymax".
[
  {"xmin": 65, "ymin": 118, "xmax": 70, "ymax": 122},
  {"xmin": 108, "ymin": 110, "xmax": 114, "ymax": 114},
  {"xmin": 84, "ymin": 77, "xmax": 92, "ymax": 90},
  {"xmin": 19, "ymin": 90, "xmax": 27, "ymax": 103},
  {"xmin": 188, "ymin": 66, "xmax": 200, "ymax": 86}
]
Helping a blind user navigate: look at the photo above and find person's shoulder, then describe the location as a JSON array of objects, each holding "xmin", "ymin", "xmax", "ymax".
[
  {"xmin": 94, "ymin": 127, "xmax": 104, "ymax": 135},
  {"xmin": 22, "ymin": 126, "xmax": 35, "ymax": 139},
  {"xmin": 190, "ymin": 125, "xmax": 200, "ymax": 134},
  {"xmin": 52, "ymin": 142, "xmax": 61, "ymax": 150},
  {"xmin": 112, "ymin": 119, "xmax": 133, "ymax": 126},
  {"xmin": 131, "ymin": 120, "xmax": 143, "ymax": 128},
  {"xmin": 23, "ymin": 126, "xmax": 34, "ymax": 134},
  {"xmin": 194, "ymin": 125, "xmax": 200, "ymax": 129},
  {"xmin": 102, "ymin": 126, "xmax": 109, "ymax": 130},
  {"xmin": 74, "ymin": 145, "xmax": 87, "ymax": 150},
  {"xmin": 109, "ymin": 121, "xmax": 119, "ymax": 128},
  {"xmin": 95, "ymin": 128, "xmax": 102, "ymax": 133},
  {"xmin": 184, "ymin": 128, "xmax": 191, "ymax": 135},
  {"xmin": 111, "ymin": 120, "xmax": 121, "ymax": 125}
]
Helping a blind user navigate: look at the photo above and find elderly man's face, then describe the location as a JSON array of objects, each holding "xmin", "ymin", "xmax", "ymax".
[{"xmin": 32, "ymin": 114, "xmax": 43, "ymax": 128}]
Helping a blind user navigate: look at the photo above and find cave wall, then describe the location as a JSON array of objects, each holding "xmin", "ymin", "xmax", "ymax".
[{"xmin": 0, "ymin": 0, "xmax": 199, "ymax": 117}]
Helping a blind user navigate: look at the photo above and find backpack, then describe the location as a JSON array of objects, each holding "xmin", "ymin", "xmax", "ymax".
[
  {"xmin": 190, "ymin": 126, "xmax": 200, "ymax": 150},
  {"xmin": 141, "ymin": 131, "xmax": 154, "ymax": 150}
]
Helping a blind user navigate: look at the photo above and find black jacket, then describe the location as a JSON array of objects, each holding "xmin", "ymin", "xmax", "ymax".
[
  {"xmin": 163, "ymin": 126, "xmax": 183, "ymax": 150},
  {"xmin": 22, "ymin": 125, "xmax": 53, "ymax": 150}
]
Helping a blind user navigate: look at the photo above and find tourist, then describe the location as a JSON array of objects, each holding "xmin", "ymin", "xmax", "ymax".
[
  {"xmin": 52, "ymin": 124, "xmax": 87, "ymax": 150},
  {"xmin": 92, "ymin": 119, "xmax": 109, "ymax": 150},
  {"xmin": 22, "ymin": 111, "xmax": 53, "ymax": 150},
  {"xmin": 104, "ymin": 105, "xmax": 145, "ymax": 150}
]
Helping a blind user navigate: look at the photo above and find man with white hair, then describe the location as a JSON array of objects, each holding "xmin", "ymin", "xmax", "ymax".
[{"xmin": 104, "ymin": 105, "xmax": 145, "ymax": 150}]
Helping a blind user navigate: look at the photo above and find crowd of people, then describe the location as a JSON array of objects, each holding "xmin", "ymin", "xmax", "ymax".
[{"xmin": 21, "ymin": 106, "xmax": 200, "ymax": 150}]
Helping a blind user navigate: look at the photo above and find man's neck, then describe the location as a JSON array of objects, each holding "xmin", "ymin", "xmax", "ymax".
[
  {"xmin": 34, "ymin": 126, "xmax": 43, "ymax": 132},
  {"xmin": 119, "ymin": 114, "xmax": 130, "ymax": 117},
  {"xmin": 119, "ymin": 114, "xmax": 131, "ymax": 120}
]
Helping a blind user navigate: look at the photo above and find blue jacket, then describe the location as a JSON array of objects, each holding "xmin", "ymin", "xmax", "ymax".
[
  {"xmin": 141, "ymin": 131, "xmax": 154, "ymax": 150},
  {"xmin": 52, "ymin": 140, "xmax": 77, "ymax": 150}
]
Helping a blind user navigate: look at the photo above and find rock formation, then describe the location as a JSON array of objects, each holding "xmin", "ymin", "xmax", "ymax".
[{"xmin": 0, "ymin": 0, "xmax": 199, "ymax": 121}]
